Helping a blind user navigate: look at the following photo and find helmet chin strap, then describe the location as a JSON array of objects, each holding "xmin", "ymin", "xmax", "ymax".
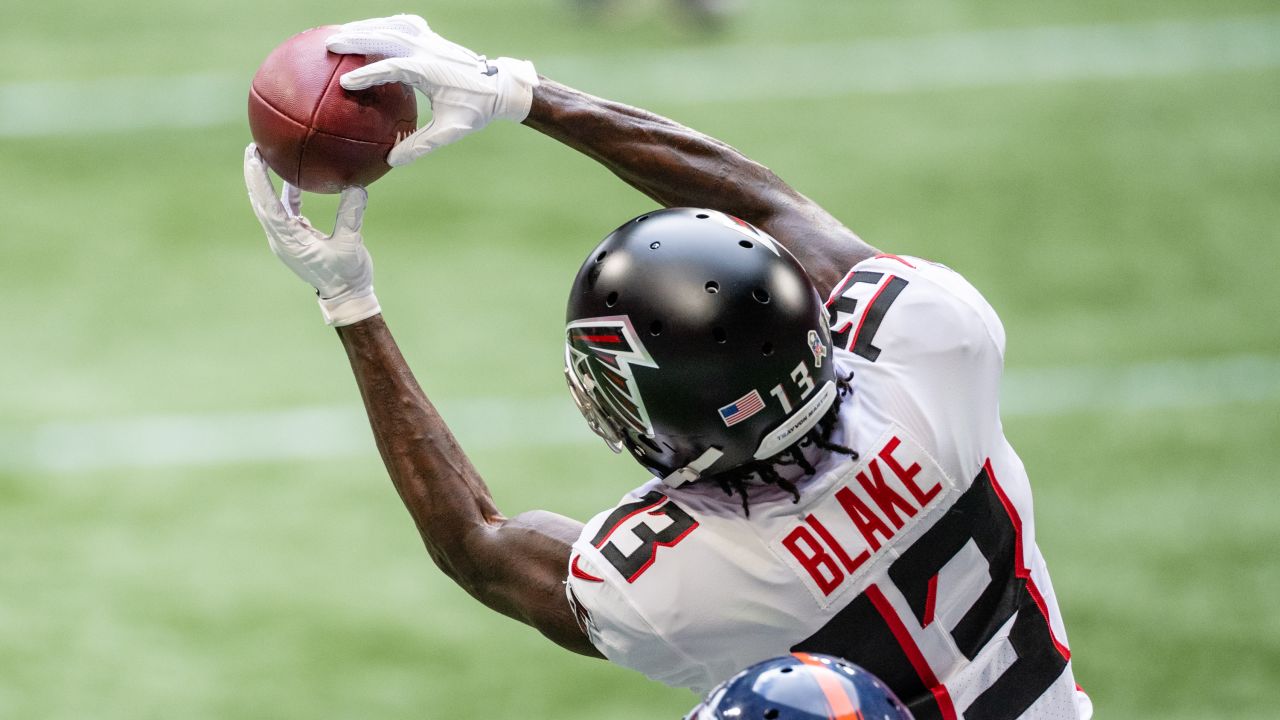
[{"xmin": 662, "ymin": 447, "xmax": 725, "ymax": 488}]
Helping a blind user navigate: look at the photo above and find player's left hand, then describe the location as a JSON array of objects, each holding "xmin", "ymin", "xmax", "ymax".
[
  {"xmin": 324, "ymin": 14, "xmax": 539, "ymax": 166},
  {"xmin": 243, "ymin": 144, "xmax": 381, "ymax": 327}
]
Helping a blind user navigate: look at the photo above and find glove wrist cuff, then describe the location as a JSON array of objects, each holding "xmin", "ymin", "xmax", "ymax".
[
  {"xmin": 493, "ymin": 57, "xmax": 540, "ymax": 123},
  {"xmin": 319, "ymin": 291, "xmax": 381, "ymax": 327}
]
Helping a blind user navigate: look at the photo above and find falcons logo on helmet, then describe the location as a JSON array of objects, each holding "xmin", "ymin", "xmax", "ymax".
[{"xmin": 566, "ymin": 316, "xmax": 658, "ymax": 437}]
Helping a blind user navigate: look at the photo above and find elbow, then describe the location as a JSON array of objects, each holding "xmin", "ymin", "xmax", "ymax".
[{"xmin": 423, "ymin": 521, "xmax": 508, "ymax": 604}]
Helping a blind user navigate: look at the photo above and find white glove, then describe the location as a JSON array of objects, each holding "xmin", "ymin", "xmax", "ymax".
[
  {"xmin": 325, "ymin": 14, "xmax": 539, "ymax": 166},
  {"xmin": 243, "ymin": 144, "xmax": 381, "ymax": 327}
]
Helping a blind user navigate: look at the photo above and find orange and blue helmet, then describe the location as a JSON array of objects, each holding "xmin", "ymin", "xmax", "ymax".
[{"xmin": 684, "ymin": 653, "xmax": 913, "ymax": 720}]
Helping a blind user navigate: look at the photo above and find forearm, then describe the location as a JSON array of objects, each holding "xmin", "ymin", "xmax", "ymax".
[
  {"xmin": 522, "ymin": 80, "xmax": 876, "ymax": 292},
  {"xmin": 336, "ymin": 315, "xmax": 500, "ymax": 584},
  {"xmin": 524, "ymin": 80, "xmax": 792, "ymax": 221},
  {"xmin": 247, "ymin": 135, "xmax": 594, "ymax": 653},
  {"xmin": 334, "ymin": 316, "xmax": 596, "ymax": 654}
]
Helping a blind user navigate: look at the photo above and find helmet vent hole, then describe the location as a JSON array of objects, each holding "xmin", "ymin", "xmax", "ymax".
[
  {"xmin": 779, "ymin": 667, "xmax": 793, "ymax": 674},
  {"xmin": 595, "ymin": 251, "xmax": 607, "ymax": 263},
  {"xmin": 649, "ymin": 320, "xmax": 663, "ymax": 336},
  {"xmin": 713, "ymin": 327, "xmax": 727, "ymax": 344},
  {"xmin": 761, "ymin": 342, "xmax": 774, "ymax": 356},
  {"xmin": 705, "ymin": 281, "xmax": 719, "ymax": 294},
  {"xmin": 696, "ymin": 213, "xmax": 710, "ymax": 219},
  {"xmin": 606, "ymin": 291, "xmax": 619, "ymax": 307},
  {"xmin": 764, "ymin": 710, "xmax": 780, "ymax": 719},
  {"xmin": 636, "ymin": 215, "xmax": 649, "ymax": 222},
  {"xmin": 752, "ymin": 288, "xmax": 771, "ymax": 304},
  {"xmin": 739, "ymin": 239, "xmax": 753, "ymax": 249},
  {"xmin": 649, "ymin": 241, "xmax": 661, "ymax": 250}
]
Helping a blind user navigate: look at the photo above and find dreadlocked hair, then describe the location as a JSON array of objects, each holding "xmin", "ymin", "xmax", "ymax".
[{"xmin": 709, "ymin": 370, "xmax": 858, "ymax": 516}]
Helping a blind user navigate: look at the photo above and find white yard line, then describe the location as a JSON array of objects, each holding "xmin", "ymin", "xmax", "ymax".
[
  {"xmin": 2, "ymin": 15, "xmax": 1278, "ymax": 137},
  {"xmin": 550, "ymin": 14, "xmax": 1280, "ymax": 104},
  {"xmin": 1, "ymin": 354, "xmax": 1276, "ymax": 474}
]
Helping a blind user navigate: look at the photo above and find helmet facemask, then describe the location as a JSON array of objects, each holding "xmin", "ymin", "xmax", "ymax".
[{"xmin": 563, "ymin": 343, "xmax": 626, "ymax": 455}]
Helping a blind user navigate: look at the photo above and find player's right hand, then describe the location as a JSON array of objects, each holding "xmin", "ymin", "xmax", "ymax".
[
  {"xmin": 243, "ymin": 144, "xmax": 381, "ymax": 327},
  {"xmin": 325, "ymin": 14, "xmax": 539, "ymax": 166}
]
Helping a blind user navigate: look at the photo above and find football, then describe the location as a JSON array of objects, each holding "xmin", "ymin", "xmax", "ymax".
[{"xmin": 247, "ymin": 25, "xmax": 418, "ymax": 194}]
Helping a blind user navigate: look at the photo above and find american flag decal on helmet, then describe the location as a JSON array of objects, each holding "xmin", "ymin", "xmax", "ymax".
[
  {"xmin": 719, "ymin": 389, "xmax": 766, "ymax": 427},
  {"xmin": 566, "ymin": 316, "xmax": 659, "ymax": 436}
]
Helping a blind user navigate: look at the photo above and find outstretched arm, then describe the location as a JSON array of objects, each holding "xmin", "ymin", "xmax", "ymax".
[
  {"xmin": 243, "ymin": 145, "xmax": 599, "ymax": 657},
  {"xmin": 323, "ymin": 14, "xmax": 878, "ymax": 296},
  {"xmin": 337, "ymin": 317, "xmax": 599, "ymax": 656},
  {"xmin": 522, "ymin": 80, "xmax": 878, "ymax": 295}
]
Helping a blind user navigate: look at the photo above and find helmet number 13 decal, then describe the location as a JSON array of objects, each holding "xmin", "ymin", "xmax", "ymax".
[{"xmin": 769, "ymin": 362, "xmax": 817, "ymax": 414}]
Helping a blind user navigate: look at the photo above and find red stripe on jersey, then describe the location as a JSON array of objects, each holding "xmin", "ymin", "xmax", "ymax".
[
  {"xmin": 866, "ymin": 584, "xmax": 959, "ymax": 720},
  {"xmin": 873, "ymin": 253, "xmax": 917, "ymax": 269},
  {"xmin": 850, "ymin": 275, "xmax": 897, "ymax": 350},
  {"xmin": 571, "ymin": 555, "xmax": 604, "ymax": 583},
  {"xmin": 922, "ymin": 573, "xmax": 939, "ymax": 627},
  {"xmin": 985, "ymin": 459, "xmax": 1073, "ymax": 662}
]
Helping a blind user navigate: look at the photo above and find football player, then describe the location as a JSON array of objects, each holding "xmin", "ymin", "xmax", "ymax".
[
  {"xmin": 685, "ymin": 653, "xmax": 913, "ymax": 720},
  {"xmin": 243, "ymin": 13, "xmax": 1092, "ymax": 719}
]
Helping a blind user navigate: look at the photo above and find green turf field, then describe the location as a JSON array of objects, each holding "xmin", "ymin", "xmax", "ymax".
[{"xmin": 2, "ymin": 1, "xmax": 1278, "ymax": 717}]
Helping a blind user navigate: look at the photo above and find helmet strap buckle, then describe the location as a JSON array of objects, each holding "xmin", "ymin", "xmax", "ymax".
[{"xmin": 661, "ymin": 446, "xmax": 725, "ymax": 488}]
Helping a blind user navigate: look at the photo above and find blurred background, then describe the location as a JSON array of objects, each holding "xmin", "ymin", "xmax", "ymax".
[{"xmin": 2, "ymin": 0, "xmax": 1278, "ymax": 717}]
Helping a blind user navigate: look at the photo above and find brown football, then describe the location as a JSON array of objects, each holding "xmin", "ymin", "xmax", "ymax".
[{"xmin": 247, "ymin": 25, "xmax": 417, "ymax": 194}]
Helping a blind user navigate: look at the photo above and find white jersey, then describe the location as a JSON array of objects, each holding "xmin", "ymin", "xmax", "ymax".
[{"xmin": 565, "ymin": 255, "xmax": 1091, "ymax": 720}]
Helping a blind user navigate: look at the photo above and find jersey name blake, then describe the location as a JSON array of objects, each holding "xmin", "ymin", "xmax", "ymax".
[{"xmin": 772, "ymin": 427, "xmax": 958, "ymax": 607}]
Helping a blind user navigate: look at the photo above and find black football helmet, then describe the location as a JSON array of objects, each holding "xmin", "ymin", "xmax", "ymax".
[
  {"xmin": 684, "ymin": 653, "xmax": 914, "ymax": 720},
  {"xmin": 564, "ymin": 208, "xmax": 837, "ymax": 487}
]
